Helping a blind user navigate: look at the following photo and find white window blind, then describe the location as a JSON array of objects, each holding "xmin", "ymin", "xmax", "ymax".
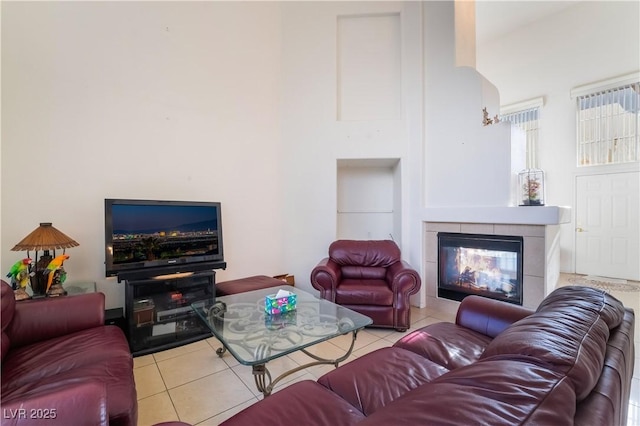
[
  {"xmin": 574, "ymin": 79, "xmax": 639, "ymax": 167},
  {"xmin": 500, "ymin": 100, "xmax": 541, "ymax": 169}
]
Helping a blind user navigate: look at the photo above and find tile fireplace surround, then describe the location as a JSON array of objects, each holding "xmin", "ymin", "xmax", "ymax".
[{"xmin": 424, "ymin": 206, "xmax": 570, "ymax": 314}]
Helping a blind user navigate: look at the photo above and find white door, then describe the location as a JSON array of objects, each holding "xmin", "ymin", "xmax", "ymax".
[{"xmin": 575, "ymin": 172, "xmax": 640, "ymax": 280}]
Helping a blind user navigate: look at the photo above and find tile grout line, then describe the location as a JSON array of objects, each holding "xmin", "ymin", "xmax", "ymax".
[{"xmin": 152, "ymin": 360, "xmax": 180, "ymax": 422}]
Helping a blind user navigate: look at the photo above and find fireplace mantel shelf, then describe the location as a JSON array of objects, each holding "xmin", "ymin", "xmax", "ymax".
[{"xmin": 424, "ymin": 206, "xmax": 571, "ymax": 225}]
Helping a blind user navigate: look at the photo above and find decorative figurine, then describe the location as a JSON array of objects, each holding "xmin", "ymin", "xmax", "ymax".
[
  {"xmin": 6, "ymin": 258, "xmax": 33, "ymax": 300},
  {"xmin": 482, "ymin": 107, "xmax": 493, "ymax": 126},
  {"xmin": 44, "ymin": 254, "xmax": 70, "ymax": 293}
]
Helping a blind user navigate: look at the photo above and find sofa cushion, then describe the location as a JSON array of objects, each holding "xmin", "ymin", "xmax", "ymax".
[
  {"xmin": 317, "ymin": 347, "xmax": 448, "ymax": 415},
  {"xmin": 358, "ymin": 358, "xmax": 577, "ymax": 426},
  {"xmin": 2, "ymin": 325, "xmax": 135, "ymax": 423},
  {"xmin": 1, "ymin": 380, "xmax": 109, "ymax": 426},
  {"xmin": 481, "ymin": 286, "xmax": 625, "ymax": 401},
  {"xmin": 220, "ymin": 380, "xmax": 365, "ymax": 426},
  {"xmin": 7, "ymin": 292, "xmax": 106, "ymax": 348},
  {"xmin": 336, "ymin": 280, "xmax": 393, "ymax": 306},
  {"xmin": 329, "ymin": 240, "xmax": 400, "ymax": 267},
  {"xmin": 537, "ymin": 285, "xmax": 625, "ymax": 329},
  {"xmin": 575, "ymin": 307, "xmax": 636, "ymax": 426},
  {"xmin": 341, "ymin": 265, "xmax": 387, "ymax": 280},
  {"xmin": 394, "ymin": 322, "xmax": 493, "ymax": 370}
]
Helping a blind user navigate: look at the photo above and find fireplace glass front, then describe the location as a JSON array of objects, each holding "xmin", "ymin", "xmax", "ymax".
[{"xmin": 438, "ymin": 233, "xmax": 523, "ymax": 305}]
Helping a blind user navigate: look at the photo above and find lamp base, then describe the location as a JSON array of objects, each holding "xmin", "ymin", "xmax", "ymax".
[{"xmin": 30, "ymin": 254, "xmax": 53, "ymax": 297}]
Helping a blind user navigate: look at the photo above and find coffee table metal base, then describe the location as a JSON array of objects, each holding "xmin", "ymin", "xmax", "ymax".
[
  {"xmin": 217, "ymin": 329, "xmax": 361, "ymax": 397},
  {"xmin": 192, "ymin": 287, "xmax": 372, "ymax": 398}
]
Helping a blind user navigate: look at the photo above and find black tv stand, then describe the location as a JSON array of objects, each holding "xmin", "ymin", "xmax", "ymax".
[
  {"xmin": 121, "ymin": 263, "xmax": 225, "ymax": 356},
  {"xmin": 117, "ymin": 261, "xmax": 226, "ymax": 282}
]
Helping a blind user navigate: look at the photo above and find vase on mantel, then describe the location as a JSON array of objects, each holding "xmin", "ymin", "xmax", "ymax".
[{"xmin": 518, "ymin": 168, "xmax": 545, "ymax": 206}]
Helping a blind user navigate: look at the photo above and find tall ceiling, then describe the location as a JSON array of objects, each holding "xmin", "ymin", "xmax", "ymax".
[{"xmin": 475, "ymin": 1, "xmax": 580, "ymax": 45}]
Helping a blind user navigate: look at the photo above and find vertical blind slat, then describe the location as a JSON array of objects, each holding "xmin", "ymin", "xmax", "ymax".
[
  {"xmin": 576, "ymin": 83, "xmax": 639, "ymax": 166},
  {"xmin": 501, "ymin": 107, "xmax": 540, "ymax": 169}
]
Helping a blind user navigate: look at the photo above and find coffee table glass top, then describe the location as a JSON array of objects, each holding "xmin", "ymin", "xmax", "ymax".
[{"xmin": 192, "ymin": 286, "xmax": 372, "ymax": 365}]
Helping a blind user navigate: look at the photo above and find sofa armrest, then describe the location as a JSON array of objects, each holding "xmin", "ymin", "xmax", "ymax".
[
  {"xmin": 1, "ymin": 380, "xmax": 108, "ymax": 426},
  {"xmin": 7, "ymin": 292, "xmax": 105, "ymax": 348},
  {"xmin": 310, "ymin": 258, "xmax": 341, "ymax": 301},
  {"xmin": 386, "ymin": 260, "xmax": 421, "ymax": 297},
  {"xmin": 456, "ymin": 295, "xmax": 534, "ymax": 338}
]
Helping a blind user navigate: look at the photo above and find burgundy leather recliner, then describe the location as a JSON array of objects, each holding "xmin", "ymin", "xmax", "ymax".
[
  {"xmin": 0, "ymin": 280, "xmax": 137, "ymax": 426},
  {"xmin": 311, "ymin": 240, "xmax": 421, "ymax": 331}
]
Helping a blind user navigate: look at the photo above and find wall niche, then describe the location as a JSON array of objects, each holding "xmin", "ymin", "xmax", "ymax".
[{"xmin": 336, "ymin": 158, "xmax": 401, "ymax": 245}]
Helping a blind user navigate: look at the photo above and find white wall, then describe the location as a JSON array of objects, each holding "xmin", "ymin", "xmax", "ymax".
[
  {"xmin": 279, "ymin": 2, "xmax": 424, "ymax": 296},
  {"xmin": 1, "ymin": 2, "xmax": 285, "ymax": 308},
  {"xmin": 422, "ymin": 3, "xmax": 515, "ymax": 210},
  {"xmin": 5, "ymin": 1, "xmax": 630, "ymax": 310},
  {"xmin": 2, "ymin": 1, "xmax": 426, "ymax": 308},
  {"xmin": 476, "ymin": 0, "xmax": 640, "ymax": 273}
]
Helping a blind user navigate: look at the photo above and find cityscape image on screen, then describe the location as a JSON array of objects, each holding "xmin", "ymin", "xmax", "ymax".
[{"xmin": 110, "ymin": 203, "xmax": 220, "ymax": 267}]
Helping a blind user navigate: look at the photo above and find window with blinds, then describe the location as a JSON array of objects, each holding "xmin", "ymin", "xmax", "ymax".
[
  {"xmin": 573, "ymin": 77, "xmax": 639, "ymax": 167},
  {"xmin": 500, "ymin": 99, "xmax": 542, "ymax": 169}
]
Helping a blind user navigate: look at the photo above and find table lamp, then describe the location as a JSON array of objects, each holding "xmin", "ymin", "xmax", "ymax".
[{"xmin": 11, "ymin": 222, "xmax": 79, "ymax": 298}]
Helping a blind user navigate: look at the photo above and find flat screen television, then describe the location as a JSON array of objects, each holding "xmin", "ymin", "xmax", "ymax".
[{"xmin": 105, "ymin": 199, "xmax": 224, "ymax": 277}]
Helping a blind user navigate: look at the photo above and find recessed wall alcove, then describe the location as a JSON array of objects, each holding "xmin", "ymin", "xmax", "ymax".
[
  {"xmin": 337, "ymin": 13, "xmax": 401, "ymax": 121},
  {"xmin": 337, "ymin": 159, "xmax": 401, "ymax": 246}
]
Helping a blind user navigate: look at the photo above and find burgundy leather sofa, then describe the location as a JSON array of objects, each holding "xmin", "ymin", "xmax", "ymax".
[
  {"xmin": 311, "ymin": 240, "xmax": 421, "ymax": 331},
  {"xmin": 1, "ymin": 280, "xmax": 137, "ymax": 426},
  {"xmin": 220, "ymin": 285, "xmax": 635, "ymax": 426}
]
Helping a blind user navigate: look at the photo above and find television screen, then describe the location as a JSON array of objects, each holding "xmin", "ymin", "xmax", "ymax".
[{"xmin": 105, "ymin": 199, "xmax": 224, "ymax": 277}]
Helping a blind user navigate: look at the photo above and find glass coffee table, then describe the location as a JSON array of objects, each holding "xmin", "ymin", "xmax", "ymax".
[{"xmin": 192, "ymin": 286, "xmax": 372, "ymax": 397}]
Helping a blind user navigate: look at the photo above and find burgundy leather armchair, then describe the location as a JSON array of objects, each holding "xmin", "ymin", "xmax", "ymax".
[
  {"xmin": 310, "ymin": 240, "xmax": 421, "ymax": 331},
  {"xmin": 1, "ymin": 280, "xmax": 137, "ymax": 426}
]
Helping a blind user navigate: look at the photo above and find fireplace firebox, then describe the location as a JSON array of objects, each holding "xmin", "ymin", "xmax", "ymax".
[{"xmin": 437, "ymin": 233, "xmax": 523, "ymax": 305}]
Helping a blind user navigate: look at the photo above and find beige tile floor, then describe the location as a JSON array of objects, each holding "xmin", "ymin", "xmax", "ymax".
[{"xmin": 134, "ymin": 273, "xmax": 640, "ymax": 426}]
